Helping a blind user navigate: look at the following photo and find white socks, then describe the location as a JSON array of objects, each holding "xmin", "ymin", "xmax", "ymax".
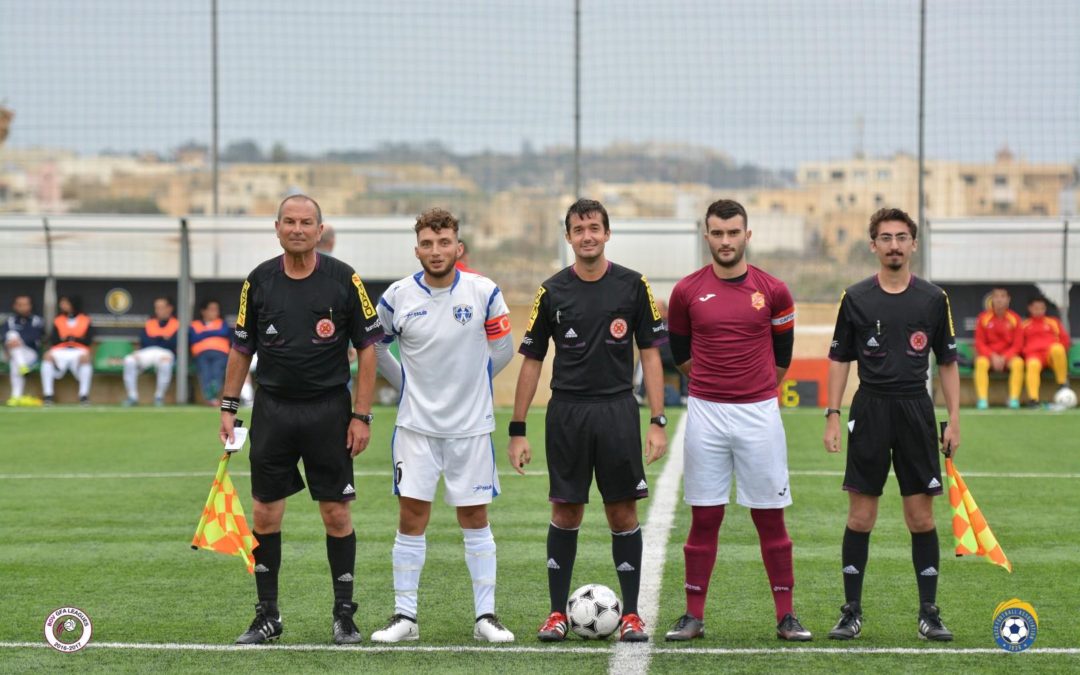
[
  {"xmin": 464, "ymin": 525, "xmax": 497, "ymax": 619},
  {"xmin": 392, "ymin": 531, "xmax": 426, "ymax": 620},
  {"xmin": 40, "ymin": 360, "xmax": 55, "ymax": 396},
  {"xmin": 77, "ymin": 363, "xmax": 92, "ymax": 398},
  {"xmin": 154, "ymin": 360, "xmax": 173, "ymax": 399},
  {"xmin": 123, "ymin": 355, "xmax": 138, "ymax": 399}
]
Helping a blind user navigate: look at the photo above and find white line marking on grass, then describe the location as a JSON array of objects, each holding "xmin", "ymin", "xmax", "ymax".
[
  {"xmin": 608, "ymin": 413, "xmax": 687, "ymax": 675},
  {"xmin": 0, "ymin": 470, "xmax": 549, "ymax": 480},
  {"xmin": 788, "ymin": 470, "xmax": 1080, "ymax": 480},
  {"xmin": 0, "ymin": 641, "xmax": 1077, "ymax": 656}
]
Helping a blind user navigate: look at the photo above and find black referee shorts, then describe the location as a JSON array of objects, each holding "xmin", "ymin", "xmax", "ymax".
[
  {"xmin": 843, "ymin": 388, "xmax": 943, "ymax": 498},
  {"xmin": 545, "ymin": 394, "xmax": 648, "ymax": 504},
  {"xmin": 249, "ymin": 387, "xmax": 355, "ymax": 503}
]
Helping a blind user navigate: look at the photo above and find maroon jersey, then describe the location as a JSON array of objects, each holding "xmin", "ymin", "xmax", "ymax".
[{"xmin": 668, "ymin": 264, "xmax": 795, "ymax": 404}]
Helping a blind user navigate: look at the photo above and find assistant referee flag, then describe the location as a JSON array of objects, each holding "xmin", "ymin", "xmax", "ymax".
[
  {"xmin": 191, "ymin": 453, "xmax": 259, "ymax": 574},
  {"xmin": 946, "ymin": 458, "xmax": 1011, "ymax": 573}
]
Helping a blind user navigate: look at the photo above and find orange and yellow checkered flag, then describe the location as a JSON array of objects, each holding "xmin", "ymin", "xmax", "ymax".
[
  {"xmin": 946, "ymin": 457, "xmax": 1011, "ymax": 572},
  {"xmin": 191, "ymin": 453, "xmax": 258, "ymax": 573}
]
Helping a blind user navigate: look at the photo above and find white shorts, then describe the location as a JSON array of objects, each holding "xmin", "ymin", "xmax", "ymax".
[
  {"xmin": 126, "ymin": 346, "xmax": 175, "ymax": 371},
  {"xmin": 45, "ymin": 347, "xmax": 89, "ymax": 377},
  {"xmin": 391, "ymin": 426, "xmax": 501, "ymax": 506},
  {"xmin": 683, "ymin": 395, "xmax": 792, "ymax": 509},
  {"xmin": 4, "ymin": 337, "xmax": 39, "ymax": 369}
]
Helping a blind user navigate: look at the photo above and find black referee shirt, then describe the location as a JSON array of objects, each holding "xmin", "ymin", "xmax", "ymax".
[
  {"xmin": 519, "ymin": 261, "xmax": 668, "ymax": 400},
  {"xmin": 233, "ymin": 253, "xmax": 384, "ymax": 399},
  {"xmin": 828, "ymin": 274, "xmax": 958, "ymax": 396}
]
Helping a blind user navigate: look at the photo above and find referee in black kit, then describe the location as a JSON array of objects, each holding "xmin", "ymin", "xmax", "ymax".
[
  {"xmin": 822, "ymin": 207, "xmax": 961, "ymax": 642},
  {"xmin": 218, "ymin": 194, "xmax": 383, "ymax": 645},
  {"xmin": 508, "ymin": 198, "xmax": 670, "ymax": 643}
]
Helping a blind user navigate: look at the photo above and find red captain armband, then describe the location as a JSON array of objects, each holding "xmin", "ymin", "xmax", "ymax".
[{"xmin": 485, "ymin": 314, "xmax": 512, "ymax": 340}]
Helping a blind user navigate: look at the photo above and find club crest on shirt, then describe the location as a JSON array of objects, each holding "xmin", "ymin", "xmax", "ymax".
[
  {"xmin": 909, "ymin": 330, "xmax": 928, "ymax": 351},
  {"xmin": 316, "ymin": 318, "xmax": 335, "ymax": 338},
  {"xmin": 453, "ymin": 304, "xmax": 474, "ymax": 325},
  {"xmin": 751, "ymin": 291, "xmax": 765, "ymax": 310},
  {"xmin": 610, "ymin": 317, "xmax": 628, "ymax": 339}
]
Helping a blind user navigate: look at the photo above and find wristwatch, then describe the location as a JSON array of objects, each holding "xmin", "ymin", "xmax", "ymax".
[
  {"xmin": 650, "ymin": 414, "xmax": 668, "ymax": 428},
  {"xmin": 351, "ymin": 412, "xmax": 374, "ymax": 425},
  {"xmin": 824, "ymin": 408, "xmax": 842, "ymax": 418}
]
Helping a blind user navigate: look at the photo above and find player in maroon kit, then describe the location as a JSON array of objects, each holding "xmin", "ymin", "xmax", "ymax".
[{"xmin": 663, "ymin": 199, "xmax": 811, "ymax": 642}]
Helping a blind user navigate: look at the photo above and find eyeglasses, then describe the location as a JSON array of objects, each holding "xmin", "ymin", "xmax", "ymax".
[{"xmin": 875, "ymin": 233, "xmax": 912, "ymax": 244}]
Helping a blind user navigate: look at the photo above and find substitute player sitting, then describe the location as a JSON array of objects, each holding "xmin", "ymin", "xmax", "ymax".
[
  {"xmin": 973, "ymin": 287, "xmax": 1023, "ymax": 409},
  {"xmin": 664, "ymin": 199, "xmax": 810, "ymax": 642},
  {"xmin": 1020, "ymin": 296, "xmax": 1070, "ymax": 407},
  {"xmin": 122, "ymin": 296, "xmax": 179, "ymax": 406},
  {"xmin": 4, "ymin": 294, "xmax": 45, "ymax": 405},
  {"xmin": 823, "ymin": 207, "xmax": 960, "ymax": 642},
  {"xmin": 40, "ymin": 295, "xmax": 94, "ymax": 406},
  {"xmin": 371, "ymin": 208, "xmax": 515, "ymax": 643}
]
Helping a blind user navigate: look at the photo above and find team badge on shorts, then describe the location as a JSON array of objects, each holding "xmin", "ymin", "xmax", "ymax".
[
  {"xmin": 316, "ymin": 318, "xmax": 335, "ymax": 338},
  {"xmin": 909, "ymin": 330, "xmax": 928, "ymax": 351},
  {"xmin": 610, "ymin": 317, "xmax": 628, "ymax": 339},
  {"xmin": 453, "ymin": 304, "xmax": 474, "ymax": 325},
  {"xmin": 751, "ymin": 291, "xmax": 765, "ymax": 310}
]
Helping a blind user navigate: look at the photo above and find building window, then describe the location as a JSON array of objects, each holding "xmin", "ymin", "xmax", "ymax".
[
  {"xmin": 853, "ymin": 169, "xmax": 867, "ymax": 180},
  {"xmin": 877, "ymin": 169, "xmax": 891, "ymax": 180},
  {"xmin": 962, "ymin": 174, "xmax": 976, "ymax": 185},
  {"xmin": 831, "ymin": 170, "xmax": 845, "ymax": 181},
  {"xmin": 837, "ymin": 229, "xmax": 847, "ymax": 244},
  {"xmin": 994, "ymin": 175, "xmax": 1007, "ymax": 186},
  {"xmin": 1031, "ymin": 204, "xmax": 1047, "ymax": 215},
  {"xmin": 805, "ymin": 170, "xmax": 820, "ymax": 181},
  {"xmin": 874, "ymin": 194, "xmax": 885, "ymax": 206}
]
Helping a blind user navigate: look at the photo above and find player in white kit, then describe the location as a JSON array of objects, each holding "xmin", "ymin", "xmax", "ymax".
[{"xmin": 372, "ymin": 208, "xmax": 515, "ymax": 643}]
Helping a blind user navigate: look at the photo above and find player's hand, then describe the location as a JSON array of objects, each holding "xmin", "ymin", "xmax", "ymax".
[
  {"xmin": 508, "ymin": 436, "xmax": 531, "ymax": 475},
  {"xmin": 941, "ymin": 422, "xmax": 960, "ymax": 459},
  {"xmin": 346, "ymin": 419, "xmax": 371, "ymax": 458},
  {"xmin": 991, "ymin": 354, "xmax": 1005, "ymax": 371},
  {"xmin": 219, "ymin": 411, "xmax": 237, "ymax": 445},
  {"xmin": 645, "ymin": 424, "xmax": 668, "ymax": 465},
  {"xmin": 823, "ymin": 416, "xmax": 842, "ymax": 453}
]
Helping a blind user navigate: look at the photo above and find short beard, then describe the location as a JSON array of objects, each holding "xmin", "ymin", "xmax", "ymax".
[
  {"xmin": 421, "ymin": 260, "xmax": 454, "ymax": 280},
  {"xmin": 712, "ymin": 248, "xmax": 744, "ymax": 268},
  {"xmin": 885, "ymin": 257, "xmax": 904, "ymax": 271}
]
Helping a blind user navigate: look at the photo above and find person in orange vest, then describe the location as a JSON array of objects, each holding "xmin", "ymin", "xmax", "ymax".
[
  {"xmin": 190, "ymin": 298, "xmax": 232, "ymax": 406},
  {"xmin": 973, "ymin": 287, "xmax": 1024, "ymax": 410},
  {"xmin": 40, "ymin": 295, "xmax": 94, "ymax": 406},
  {"xmin": 122, "ymin": 296, "xmax": 179, "ymax": 406},
  {"xmin": 1020, "ymin": 296, "xmax": 1070, "ymax": 407}
]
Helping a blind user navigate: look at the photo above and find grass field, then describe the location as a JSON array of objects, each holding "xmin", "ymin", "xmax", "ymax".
[{"xmin": 1, "ymin": 404, "xmax": 1078, "ymax": 673}]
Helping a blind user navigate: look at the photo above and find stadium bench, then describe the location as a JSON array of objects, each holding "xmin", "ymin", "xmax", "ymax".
[{"xmin": 93, "ymin": 339, "xmax": 136, "ymax": 374}]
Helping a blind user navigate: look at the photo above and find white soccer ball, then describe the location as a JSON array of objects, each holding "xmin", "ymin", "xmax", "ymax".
[
  {"xmin": 1000, "ymin": 617, "xmax": 1029, "ymax": 644},
  {"xmin": 567, "ymin": 583, "xmax": 621, "ymax": 639},
  {"xmin": 1053, "ymin": 387, "xmax": 1078, "ymax": 409},
  {"xmin": 63, "ymin": 619, "xmax": 77, "ymax": 633}
]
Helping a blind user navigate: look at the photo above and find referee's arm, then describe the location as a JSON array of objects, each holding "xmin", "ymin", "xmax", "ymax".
[{"xmin": 218, "ymin": 348, "xmax": 253, "ymax": 445}]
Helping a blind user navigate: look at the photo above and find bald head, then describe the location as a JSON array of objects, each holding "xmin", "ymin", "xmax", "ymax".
[{"xmin": 276, "ymin": 194, "xmax": 322, "ymax": 225}]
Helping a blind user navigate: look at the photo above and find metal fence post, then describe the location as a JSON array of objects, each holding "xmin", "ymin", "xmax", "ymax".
[
  {"xmin": 176, "ymin": 218, "xmax": 192, "ymax": 404},
  {"xmin": 42, "ymin": 216, "xmax": 56, "ymax": 324}
]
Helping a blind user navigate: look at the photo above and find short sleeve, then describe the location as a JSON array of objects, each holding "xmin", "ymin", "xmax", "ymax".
[
  {"xmin": 667, "ymin": 281, "xmax": 690, "ymax": 337},
  {"xmin": 484, "ymin": 285, "xmax": 512, "ymax": 341},
  {"xmin": 348, "ymin": 272, "xmax": 385, "ymax": 349},
  {"xmin": 376, "ymin": 287, "xmax": 397, "ymax": 343},
  {"xmin": 932, "ymin": 291, "xmax": 958, "ymax": 363},
  {"xmin": 770, "ymin": 282, "xmax": 796, "ymax": 334},
  {"xmin": 232, "ymin": 274, "xmax": 257, "ymax": 354},
  {"xmin": 519, "ymin": 284, "xmax": 551, "ymax": 360},
  {"xmin": 828, "ymin": 291, "xmax": 857, "ymax": 362},
  {"xmin": 634, "ymin": 275, "xmax": 668, "ymax": 348}
]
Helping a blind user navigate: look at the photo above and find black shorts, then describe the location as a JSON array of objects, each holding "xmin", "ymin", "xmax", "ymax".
[
  {"xmin": 250, "ymin": 387, "xmax": 354, "ymax": 502},
  {"xmin": 844, "ymin": 389, "xmax": 942, "ymax": 497},
  {"xmin": 545, "ymin": 394, "xmax": 648, "ymax": 504}
]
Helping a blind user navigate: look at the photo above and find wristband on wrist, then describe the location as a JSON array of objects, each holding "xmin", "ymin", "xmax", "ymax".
[
  {"xmin": 508, "ymin": 421, "xmax": 526, "ymax": 437},
  {"xmin": 220, "ymin": 397, "xmax": 240, "ymax": 413}
]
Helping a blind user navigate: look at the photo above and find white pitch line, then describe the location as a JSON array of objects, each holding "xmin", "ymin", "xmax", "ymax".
[
  {"xmin": 0, "ymin": 470, "xmax": 549, "ymax": 480},
  {"xmin": 608, "ymin": 413, "xmax": 687, "ymax": 675},
  {"xmin": 2, "ymin": 468, "xmax": 1076, "ymax": 481},
  {"xmin": 1, "ymin": 641, "xmax": 1076, "ymax": 656}
]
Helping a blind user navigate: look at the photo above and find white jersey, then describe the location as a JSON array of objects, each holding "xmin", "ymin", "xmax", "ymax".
[{"xmin": 377, "ymin": 269, "xmax": 511, "ymax": 438}]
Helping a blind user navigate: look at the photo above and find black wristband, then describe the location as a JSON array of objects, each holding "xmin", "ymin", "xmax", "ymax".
[
  {"xmin": 220, "ymin": 397, "xmax": 240, "ymax": 413},
  {"xmin": 508, "ymin": 421, "xmax": 526, "ymax": 437}
]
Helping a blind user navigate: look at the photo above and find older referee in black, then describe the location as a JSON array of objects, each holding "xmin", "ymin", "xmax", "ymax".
[{"xmin": 218, "ymin": 194, "xmax": 383, "ymax": 645}]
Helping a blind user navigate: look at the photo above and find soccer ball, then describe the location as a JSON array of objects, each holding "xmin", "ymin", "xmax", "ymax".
[
  {"xmin": 63, "ymin": 619, "xmax": 77, "ymax": 633},
  {"xmin": 1053, "ymin": 387, "xmax": 1078, "ymax": 409},
  {"xmin": 1000, "ymin": 617, "xmax": 1029, "ymax": 644},
  {"xmin": 567, "ymin": 584, "xmax": 621, "ymax": 639}
]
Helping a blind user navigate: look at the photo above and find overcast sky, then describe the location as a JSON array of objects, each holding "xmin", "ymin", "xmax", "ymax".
[{"xmin": 2, "ymin": 0, "xmax": 1078, "ymax": 169}]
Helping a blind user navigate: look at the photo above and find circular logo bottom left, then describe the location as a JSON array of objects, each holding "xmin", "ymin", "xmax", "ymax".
[{"xmin": 44, "ymin": 607, "xmax": 93, "ymax": 652}]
